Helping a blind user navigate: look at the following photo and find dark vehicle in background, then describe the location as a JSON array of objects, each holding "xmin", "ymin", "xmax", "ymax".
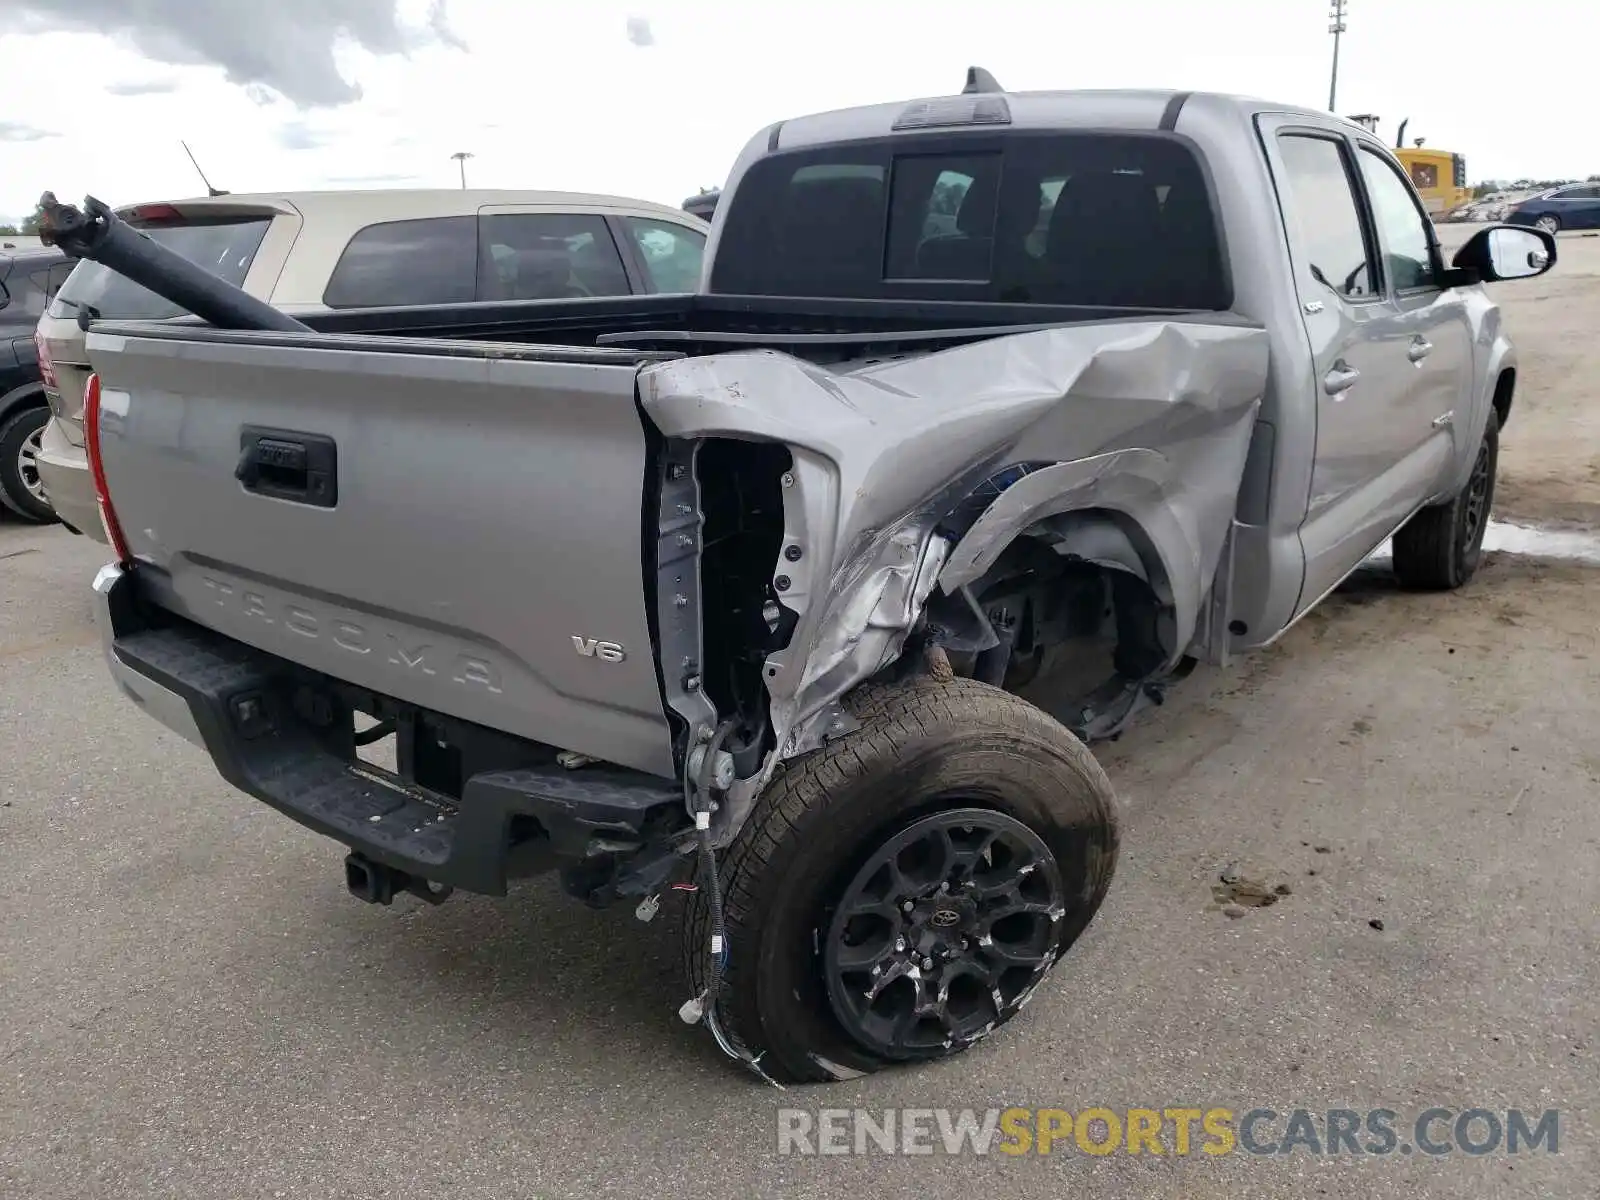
[
  {"xmin": 1506, "ymin": 183, "xmax": 1600, "ymax": 236},
  {"xmin": 0, "ymin": 247, "xmax": 71, "ymax": 522}
]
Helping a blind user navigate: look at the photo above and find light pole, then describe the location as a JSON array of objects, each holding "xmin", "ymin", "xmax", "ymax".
[
  {"xmin": 1327, "ymin": 0, "xmax": 1349, "ymax": 112},
  {"xmin": 451, "ymin": 151, "xmax": 474, "ymax": 189}
]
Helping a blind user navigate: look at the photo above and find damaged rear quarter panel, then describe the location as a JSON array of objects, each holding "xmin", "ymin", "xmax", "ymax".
[{"xmin": 638, "ymin": 317, "xmax": 1268, "ymax": 797}]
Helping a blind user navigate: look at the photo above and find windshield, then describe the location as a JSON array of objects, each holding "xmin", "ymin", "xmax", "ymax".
[
  {"xmin": 712, "ymin": 132, "xmax": 1228, "ymax": 310},
  {"xmin": 51, "ymin": 214, "xmax": 273, "ymax": 320}
]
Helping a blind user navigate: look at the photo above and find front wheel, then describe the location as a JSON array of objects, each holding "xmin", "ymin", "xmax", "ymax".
[
  {"xmin": 0, "ymin": 405, "xmax": 57, "ymax": 524},
  {"xmin": 1391, "ymin": 411, "xmax": 1498, "ymax": 591},
  {"xmin": 1535, "ymin": 214, "xmax": 1561, "ymax": 237},
  {"xmin": 682, "ymin": 675, "xmax": 1119, "ymax": 1083}
]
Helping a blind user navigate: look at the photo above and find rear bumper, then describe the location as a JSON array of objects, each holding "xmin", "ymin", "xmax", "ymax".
[
  {"xmin": 94, "ymin": 564, "xmax": 206, "ymax": 747},
  {"xmin": 93, "ymin": 565, "xmax": 686, "ymax": 896},
  {"xmin": 37, "ymin": 417, "xmax": 100, "ymax": 539}
]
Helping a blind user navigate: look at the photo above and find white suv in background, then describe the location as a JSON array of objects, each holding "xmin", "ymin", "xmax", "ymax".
[{"xmin": 35, "ymin": 189, "xmax": 709, "ymax": 540}]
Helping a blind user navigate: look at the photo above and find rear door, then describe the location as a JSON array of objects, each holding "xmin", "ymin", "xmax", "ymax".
[{"xmin": 1260, "ymin": 121, "xmax": 1408, "ymax": 608}]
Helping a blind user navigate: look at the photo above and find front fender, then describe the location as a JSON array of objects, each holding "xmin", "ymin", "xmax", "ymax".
[{"xmin": 1439, "ymin": 303, "xmax": 1516, "ymax": 499}]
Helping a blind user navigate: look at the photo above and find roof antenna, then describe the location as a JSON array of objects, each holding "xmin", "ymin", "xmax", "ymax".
[
  {"xmin": 962, "ymin": 66, "xmax": 1004, "ymax": 94},
  {"xmin": 181, "ymin": 141, "xmax": 229, "ymax": 197}
]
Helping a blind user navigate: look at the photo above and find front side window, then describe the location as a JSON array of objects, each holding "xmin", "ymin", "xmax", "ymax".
[
  {"xmin": 323, "ymin": 216, "xmax": 476, "ymax": 308},
  {"xmin": 624, "ymin": 217, "xmax": 706, "ymax": 293},
  {"xmin": 478, "ymin": 213, "xmax": 630, "ymax": 301},
  {"xmin": 711, "ymin": 133, "xmax": 1227, "ymax": 310},
  {"xmin": 1358, "ymin": 148, "xmax": 1437, "ymax": 291},
  {"xmin": 1274, "ymin": 134, "xmax": 1375, "ymax": 300}
]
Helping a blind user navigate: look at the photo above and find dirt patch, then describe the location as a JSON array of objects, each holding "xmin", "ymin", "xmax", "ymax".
[{"xmin": 1495, "ymin": 471, "xmax": 1600, "ymax": 529}]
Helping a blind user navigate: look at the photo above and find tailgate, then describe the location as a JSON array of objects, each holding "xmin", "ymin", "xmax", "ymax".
[{"xmin": 86, "ymin": 326, "xmax": 678, "ymax": 777}]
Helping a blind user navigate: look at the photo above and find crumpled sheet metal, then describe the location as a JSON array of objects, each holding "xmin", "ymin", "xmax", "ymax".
[{"xmin": 639, "ymin": 317, "xmax": 1268, "ymax": 794}]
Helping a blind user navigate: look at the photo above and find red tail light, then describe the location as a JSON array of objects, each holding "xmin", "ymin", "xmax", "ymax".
[
  {"xmin": 83, "ymin": 372, "xmax": 132, "ymax": 564},
  {"xmin": 34, "ymin": 330, "xmax": 56, "ymax": 390},
  {"xmin": 129, "ymin": 203, "xmax": 184, "ymax": 224}
]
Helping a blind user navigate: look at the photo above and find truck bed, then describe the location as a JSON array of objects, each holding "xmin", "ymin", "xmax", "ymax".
[{"xmin": 267, "ymin": 291, "xmax": 1253, "ymax": 361}]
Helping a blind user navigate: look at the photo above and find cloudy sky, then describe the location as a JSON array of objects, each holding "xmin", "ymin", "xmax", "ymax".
[{"xmin": 0, "ymin": 0, "xmax": 1587, "ymax": 224}]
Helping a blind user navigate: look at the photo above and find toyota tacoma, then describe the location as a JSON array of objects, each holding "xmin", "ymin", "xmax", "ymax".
[{"xmin": 41, "ymin": 70, "xmax": 1553, "ymax": 1084}]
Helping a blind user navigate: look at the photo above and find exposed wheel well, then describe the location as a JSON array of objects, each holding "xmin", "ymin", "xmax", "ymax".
[
  {"xmin": 917, "ymin": 516, "xmax": 1179, "ymax": 738},
  {"xmin": 1492, "ymin": 368, "xmax": 1515, "ymax": 432}
]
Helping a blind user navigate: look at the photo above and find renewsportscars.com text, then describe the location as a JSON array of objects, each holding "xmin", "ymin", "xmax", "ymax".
[{"xmin": 776, "ymin": 1106, "xmax": 1561, "ymax": 1158}]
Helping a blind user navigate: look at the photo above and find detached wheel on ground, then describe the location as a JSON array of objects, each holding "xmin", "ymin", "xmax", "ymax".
[
  {"xmin": 1392, "ymin": 410, "xmax": 1498, "ymax": 591},
  {"xmin": 684, "ymin": 675, "xmax": 1119, "ymax": 1083},
  {"xmin": 0, "ymin": 405, "xmax": 57, "ymax": 524}
]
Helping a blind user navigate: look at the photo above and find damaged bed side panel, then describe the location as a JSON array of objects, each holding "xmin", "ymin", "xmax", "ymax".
[{"xmin": 638, "ymin": 318, "xmax": 1269, "ymax": 776}]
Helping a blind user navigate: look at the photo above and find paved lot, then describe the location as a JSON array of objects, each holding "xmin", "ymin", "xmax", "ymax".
[{"xmin": 3, "ymin": 230, "xmax": 1599, "ymax": 1199}]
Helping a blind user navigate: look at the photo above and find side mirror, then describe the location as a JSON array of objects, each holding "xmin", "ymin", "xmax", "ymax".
[{"xmin": 1450, "ymin": 224, "xmax": 1556, "ymax": 283}]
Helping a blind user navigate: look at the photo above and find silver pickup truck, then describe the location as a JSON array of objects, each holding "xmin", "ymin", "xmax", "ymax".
[{"xmin": 44, "ymin": 73, "xmax": 1554, "ymax": 1084}]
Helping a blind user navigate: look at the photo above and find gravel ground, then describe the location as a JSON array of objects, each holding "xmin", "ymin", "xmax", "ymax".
[{"xmin": 2, "ymin": 227, "xmax": 1597, "ymax": 1199}]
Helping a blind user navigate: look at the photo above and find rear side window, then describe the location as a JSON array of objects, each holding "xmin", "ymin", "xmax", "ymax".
[
  {"xmin": 624, "ymin": 217, "xmax": 706, "ymax": 293},
  {"xmin": 710, "ymin": 133, "xmax": 1228, "ymax": 310},
  {"xmin": 477, "ymin": 213, "xmax": 629, "ymax": 301},
  {"xmin": 323, "ymin": 216, "xmax": 476, "ymax": 308},
  {"xmin": 1273, "ymin": 135, "xmax": 1375, "ymax": 300},
  {"xmin": 52, "ymin": 216, "xmax": 271, "ymax": 320}
]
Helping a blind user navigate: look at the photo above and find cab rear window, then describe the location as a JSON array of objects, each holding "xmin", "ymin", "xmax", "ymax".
[
  {"xmin": 51, "ymin": 214, "xmax": 272, "ymax": 321},
  {"xmin": 710, "ymin": 132, "xmax": 1228, "ymax": 311}
]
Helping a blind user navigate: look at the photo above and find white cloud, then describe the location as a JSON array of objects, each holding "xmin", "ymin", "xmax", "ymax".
[
  {"xmin": 2, "ymin": 0, "xmax": 464, "ymax": 106},
  {"xmin": 0, "ymin": 120, "xmax": 57, "ymax": 142},
  {"xmin": 0, "ymin": 0, "xmax": 1591, "ymax": 224},
  {"xmin": 104, "ymin": 78, "xmax": 180, "ymax": 96}
]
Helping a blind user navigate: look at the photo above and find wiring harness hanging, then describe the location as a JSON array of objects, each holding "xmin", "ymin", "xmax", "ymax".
[{"xmin": 678, "ymin": 719, "xmax": 783, "ymax": 1088}]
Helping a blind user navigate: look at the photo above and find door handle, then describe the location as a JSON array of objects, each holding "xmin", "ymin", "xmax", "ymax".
[
  {"xmin": 1323, "ymin": 363, "xmax": 1361, "ymax": 396},
  {"xmin": 236, "ymin": 426, "xmax": 339, "ymax": 508},
  {"xmin": 1407, "ymin": 337, "xmax": 1433, "ymax": 363}
]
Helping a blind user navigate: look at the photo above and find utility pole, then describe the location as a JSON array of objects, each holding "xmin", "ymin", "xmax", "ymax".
[
  {"xmin": 1327, "ymin": 0, "xmax": 1349, "ymax": 112},
  {"xmin": 451, "ymin": 151, "xmax": 474, "ymax": 189}
]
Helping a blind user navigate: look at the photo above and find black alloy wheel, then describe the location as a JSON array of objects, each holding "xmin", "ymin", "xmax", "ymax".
[{"xmin": 823, "ymin": 806, "xmax": 1066, "ymax": 1059}]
